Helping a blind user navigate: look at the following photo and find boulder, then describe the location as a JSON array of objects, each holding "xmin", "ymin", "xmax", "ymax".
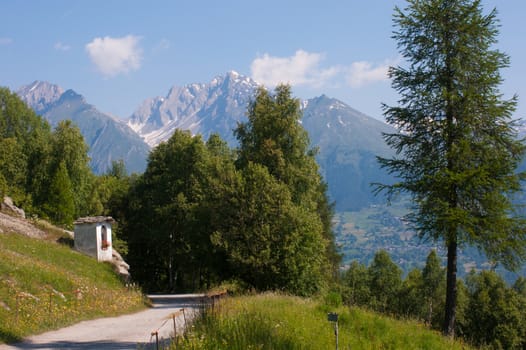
[
  {"xmin": 1, "ymin": 197, "xmax": 25, "ymax": 218},
  {"xmin": 112, "ymin": 249, "xmax": 131, "ymax": 282}
]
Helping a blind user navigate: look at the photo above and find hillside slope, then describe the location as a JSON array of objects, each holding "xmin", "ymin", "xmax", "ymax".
[
  {"xmin": 0, "ymin": 209, "xmax": 145, "ymax": 343},
  {"xmin": 180, "ymin": 293, "xmax": 472, "ymax": 349}
]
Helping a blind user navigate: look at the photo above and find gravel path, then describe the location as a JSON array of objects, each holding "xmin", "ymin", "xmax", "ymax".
[{"xmin": 0, "ymin": 294, "xmax": 205, "ymax": 350}]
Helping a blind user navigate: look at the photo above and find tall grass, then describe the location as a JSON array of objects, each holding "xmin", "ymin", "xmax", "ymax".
[
  {"xmin": 0, "ymin": 232, "xmax": 146, "ymax": 343},
  {"xmin": 177, "ymin": 293, "xmax": 472, "ymax": 349}
]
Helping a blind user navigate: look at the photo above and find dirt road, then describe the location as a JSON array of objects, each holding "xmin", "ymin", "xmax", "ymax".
[{"xmin": 0, "ymin": 294, "xmax": 204, "ymax": 350}]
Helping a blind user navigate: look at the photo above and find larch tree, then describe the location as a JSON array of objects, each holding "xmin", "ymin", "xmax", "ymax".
[{"xmin": 376, "ymin": 0, "xmax": 526, "ymax": 337}]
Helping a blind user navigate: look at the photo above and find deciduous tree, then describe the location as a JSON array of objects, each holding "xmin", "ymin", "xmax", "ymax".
[{"xmin": 234, "ymin": 85, "xmax": 338, "ymax": 292}]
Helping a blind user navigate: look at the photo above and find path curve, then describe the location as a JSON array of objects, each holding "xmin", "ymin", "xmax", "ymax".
[{"xmin": 0, "ymin": 294, "xmax": 205, "ymax": 350}]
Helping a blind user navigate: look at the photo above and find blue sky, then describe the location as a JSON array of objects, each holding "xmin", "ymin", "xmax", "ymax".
[{"xmin": 1, "ymin": 1, "xmax": 525, "ymax": 121}]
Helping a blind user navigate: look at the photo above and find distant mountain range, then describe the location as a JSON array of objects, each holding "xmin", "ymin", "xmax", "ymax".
[
  {"xmin": 15, "ymin": 72, "xmax": 526, "ymax": 279},
  {"xmin": 17, "ymin": 72, "xmax": 395, "ymax": 211},
  {"xmin": 17, "ymin": 81, "xmax": 150, "ymax": 174},
  {"xmin": 125, "ymin": 71, "xmax": 396, "ymax": 210}
]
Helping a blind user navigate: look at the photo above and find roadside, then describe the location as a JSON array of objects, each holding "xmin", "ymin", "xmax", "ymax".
[{"xmin": 0, "ymin": 294, "xmax": 204, "ymax": 350}]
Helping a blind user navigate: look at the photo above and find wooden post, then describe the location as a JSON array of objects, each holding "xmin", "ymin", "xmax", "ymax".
[
  {"xmin": 182, "ymin": 308, "xmax": 187, "ymax": 335},
  {"xmin": 151, "ymin": 331, "xmax": 159, "ymax": 350},
  {"xmin": 328, "ymin": 313, "xmax": 339, "ymax": 350},
  {"xmin": 15, "ymin": 294, "xmax": 19, "ymax": 324},
  {"xmin": 48, "ymin": 291, "xmax": 53, "ymax": 318}
]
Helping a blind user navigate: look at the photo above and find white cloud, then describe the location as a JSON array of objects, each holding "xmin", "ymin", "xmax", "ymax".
[
  {"xmin": 54, "ymin": 42, "xmax": 71, "ymax": 51},
  {"xmin": 346, "ymin": 60, "xmax": 392, "ymax": 88},
  {"xmin": 0, "ymin": 37, "xmax": 13, "ymax": 45},
  {"xmin": 250, "ymin": 50, "xmax": 339, "ymax": 88},
  {"xmin": 250, "ymin": 50, "xmax": 395, "ymax": 90},
  {"xmin": 85, "ymin": 35, "xmax": 143, "ymax": 77}
]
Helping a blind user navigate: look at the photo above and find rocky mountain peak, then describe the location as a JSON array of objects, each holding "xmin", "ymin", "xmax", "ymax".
[
  {"xmin": 17, "ymin": 81, "xmax": 64, "ymax": 114},
  {"xmin": 127, "ymin": 72, "xmax": 259, "ymax": 147}
]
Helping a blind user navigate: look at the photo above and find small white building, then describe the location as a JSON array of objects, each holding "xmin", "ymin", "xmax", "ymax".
[{"xmin": 74, "ymin": 216, "xmax": 115, "ymax": 262}]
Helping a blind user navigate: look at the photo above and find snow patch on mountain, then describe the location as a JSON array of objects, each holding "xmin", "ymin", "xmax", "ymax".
[{"xmin": 127, "ymin": 71, "xmax": 259, "ymax": 147}]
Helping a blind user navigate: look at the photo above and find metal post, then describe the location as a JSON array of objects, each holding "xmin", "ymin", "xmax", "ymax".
[{"xmin": 328, "ymin": 312, "xmax": 339, "ymax": 350}]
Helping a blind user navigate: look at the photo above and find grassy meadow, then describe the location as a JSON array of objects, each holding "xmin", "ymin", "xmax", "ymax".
[
  {"xmin": 0, "ymin": 231, "xmax": 146, "ymax": 343},
  {"xmin": 177, "ymin": 293, "xmax": 472, "ymax": 350}
]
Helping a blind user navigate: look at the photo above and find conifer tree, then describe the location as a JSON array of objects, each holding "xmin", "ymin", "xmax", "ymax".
[
  {"xmin": 377, "ymin": 0, "xmax": 526, "ymax": 337},
  {"xmin": 44, "ymin": 160, "xmax": 75, "ymax": 226}
]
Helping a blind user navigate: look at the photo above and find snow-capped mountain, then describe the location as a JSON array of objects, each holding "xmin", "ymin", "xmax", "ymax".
[
  {"xmin": 16, "ymin": 72, "xmax": 398, "ymax": 210},
  {"xmin": 128, "ymin": 71, "xmax": 258, "ymax": 147},
  {"xmin": 128, "ymin": 72, "xmax": 395, "ymax": 210},
  {"xmin": 17, "ymin": 82, "xmax": 150, "ymax": 174}
]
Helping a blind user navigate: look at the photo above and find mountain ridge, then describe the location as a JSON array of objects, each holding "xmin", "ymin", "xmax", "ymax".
[
  {"xmin": 16, "ymin": 82, "xmax": 150, "ymax": 174},
  {"xmin": 17, "ymin": 72, "xmax": 394, "ymax": 211},
  {"xmin": 126, "ymin": 71, "xmax": 395, "ymax": 210},
  {"xmin": 128, "ymin": 71, "xmax": 258, "ymax": 146}
]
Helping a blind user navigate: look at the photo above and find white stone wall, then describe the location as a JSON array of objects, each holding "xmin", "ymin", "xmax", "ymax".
[
  {"xmin": 74, "ymin": 222, "xmax": 113, "ymax": 262},
  {"xmin": 74, "ymin": 223, "xmax": 98, "ymax": 259}
]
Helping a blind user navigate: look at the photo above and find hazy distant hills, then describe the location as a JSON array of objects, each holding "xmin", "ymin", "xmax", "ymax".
[
  {"xmin": 301, "ymin": 95, "xmax": 395, "ymax": 210},
  {"xmin": 17, "ymin": 81, "xmax": 150, "ymax": 174},
  {"xmin": 16, "ymin": 73, "xmax": 395, "ymax": 211}
]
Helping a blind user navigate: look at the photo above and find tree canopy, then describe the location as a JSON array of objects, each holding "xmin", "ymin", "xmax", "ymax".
[{"xmin": 122, "ymin": 86, "xmax": 337, "ymax": 295}]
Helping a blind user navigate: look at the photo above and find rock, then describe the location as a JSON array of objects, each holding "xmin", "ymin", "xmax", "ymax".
[
  {"xmin": 0, "ymin": 301, "xmax": 11, "ymax": 311},
  {"xmin": 1, "ymin": 196, "xmax": 26, "ymax": 218},
  {"xmin": 112, "ymin": 249, "xmax": 131, "ymax": 282}
]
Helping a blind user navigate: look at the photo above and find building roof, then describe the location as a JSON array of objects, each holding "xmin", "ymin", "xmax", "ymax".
[{"xmin": 74, "ymin": 216, "xmax": 116, "ymax": 225}]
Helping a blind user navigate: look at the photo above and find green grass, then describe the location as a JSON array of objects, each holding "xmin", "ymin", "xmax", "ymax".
[
  {"xmin": 177, "ymin": 293, "xmax": 472, "ymax": 350},
  {"xmin": 0, "ymin": 232, "xmax": 146, "ymax": 343}
]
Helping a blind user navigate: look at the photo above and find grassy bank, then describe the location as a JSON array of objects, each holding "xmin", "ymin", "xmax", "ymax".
[
  {"xmin": 0, "ymin": 232, "xmax": 146, "ymax": 343},
  {"xmin": 178, "ymin": 293, "xmax": 471, "ymax": 349}
]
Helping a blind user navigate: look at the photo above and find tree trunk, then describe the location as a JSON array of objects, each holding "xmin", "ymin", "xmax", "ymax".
[{"xmin": 443, "ymin": 237, "xmax": 457, "ymax": 337}]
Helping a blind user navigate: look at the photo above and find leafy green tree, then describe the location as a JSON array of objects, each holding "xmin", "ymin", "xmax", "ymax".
[
  {"xmin": 368, "ymin": 250, "xmax": 402, "ymax": 313},
  {"xmin": 124, "ymin": 130, "xmax": 211, "ymax": 291},
  {"xmin": 0, "ymin": 87, "xmax": 52, "ymax": 209},
  {"xmin": 234, "ymin": 85, "xmax": 337, "ymax": 292},
  {"xmin": 342, "ymin": 261, "xmax": 371, "ymax": 307},
  {"xmin": 48, "ymin": 120, "xmax": 93, "ymax": 217},
  {"xmin": 90, "ymin": 160, "xmax": 133, "ymax": 254},
  {"xmin": 465, "ymin": 270, "xmax": 526, "ymax": 349},
  {"xmin": 422, "ymin": 250, "xmax": 446, "ymax": 327},
  {"xmin": 211, "ymin": 162, "xmax": 327, "ymax": 295},
  {"xmin": 513, "ymin": 277, "xmax": 526, "ymax": 296},
  {"xmin": 398, "ymin": 268, "xmax": 425, "ymax": 319},
  {"xmin": 0, "ymin": 138, "xmax": 27, "ymax": 202},
  {"xmin": 377, "ymin": 0, "xmax": 526, "ymax": 336}
]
